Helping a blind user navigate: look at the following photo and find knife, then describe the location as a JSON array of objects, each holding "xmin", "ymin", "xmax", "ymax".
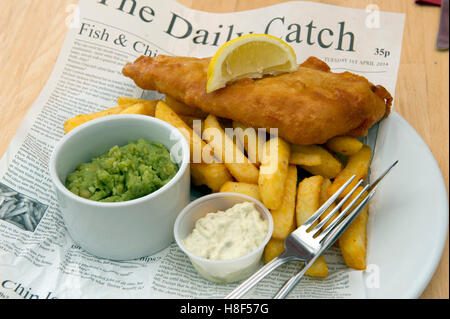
[{"xmin": 437, "ymin": 0, "xmax": 449, "ymax": 50}]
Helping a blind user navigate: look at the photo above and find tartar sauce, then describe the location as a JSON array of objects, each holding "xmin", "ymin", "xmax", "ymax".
[{"xmin": 182, "ymin": 202, "xmax": 268, "ymax": 260}]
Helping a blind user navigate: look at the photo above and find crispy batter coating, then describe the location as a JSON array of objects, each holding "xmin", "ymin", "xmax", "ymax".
[{"xmin": 123, "ymin": 55, "xmax": 392, "ymax": 145}]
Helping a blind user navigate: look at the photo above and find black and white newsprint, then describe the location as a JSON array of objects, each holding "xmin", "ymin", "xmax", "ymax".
[{"xmin": 0, "ymin": 0, "xmax": 404, "ymax": 299}]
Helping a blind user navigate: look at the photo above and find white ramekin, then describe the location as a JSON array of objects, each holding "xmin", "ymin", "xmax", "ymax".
[
  {"xmin": 174, "ymin": 193, "xmax": 273, "ymax": 283},
  {"xmin": 49, "ymin": 114, "xmax": 190, "ymax": 260}
]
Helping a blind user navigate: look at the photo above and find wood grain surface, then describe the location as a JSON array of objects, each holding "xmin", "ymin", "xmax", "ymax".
[{"xmin": 0, "ymin": 0, "xmax": 448, "ymax": 298}]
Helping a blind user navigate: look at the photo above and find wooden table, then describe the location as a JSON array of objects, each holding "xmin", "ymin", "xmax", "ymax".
[{"xmin": 0, "ymin": 0, "xmax": 448, "ymax": 298}]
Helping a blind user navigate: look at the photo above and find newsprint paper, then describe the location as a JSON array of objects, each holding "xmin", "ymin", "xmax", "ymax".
[{"xmin": 0, "ymin": 0, "xmax": 404, "ymax": 299}]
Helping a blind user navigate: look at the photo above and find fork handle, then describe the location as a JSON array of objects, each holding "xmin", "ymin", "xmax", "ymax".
[
  {"xmin": 225, "ymin": 254, "xmax": 294, "ymax": 299},
  {"xmin": 273, "ymin": 264, "xmax": 310, "ymax": 299},
  {"xmin": 273, "ymin": 190, "xmax": 373, "ymax": 299}
]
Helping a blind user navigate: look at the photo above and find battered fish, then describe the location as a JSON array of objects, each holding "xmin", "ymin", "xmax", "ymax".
[{"xmin": 122, "ymin": 55, "xmax": 392, "ymax": 145}]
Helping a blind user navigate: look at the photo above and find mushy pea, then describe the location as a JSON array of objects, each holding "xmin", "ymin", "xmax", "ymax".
[{"xmin": 65, "ymin": 138, "xmax": 179, "ymax": 202}]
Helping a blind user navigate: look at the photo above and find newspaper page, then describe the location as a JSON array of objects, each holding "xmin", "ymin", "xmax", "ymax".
[{"xmin": 0, "ymin": 0, "xmax": 404, "ymax": 299}]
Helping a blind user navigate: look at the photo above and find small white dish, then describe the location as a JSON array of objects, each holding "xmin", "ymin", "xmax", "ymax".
[
  {"xmin": 49, "ymin": 114, "xmax": 190, "ymax": 261},
  {"xmin": 174, "ymin": 193, "xmax": 273, "ymax": 284}
]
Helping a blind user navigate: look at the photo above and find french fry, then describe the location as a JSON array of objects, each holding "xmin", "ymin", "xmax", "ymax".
[
  {"xmin": 258, "ymin": 137, "xmax": 290, "ymax": 210},
  {"xmin": 191, "ymin": 163, "xmax": 233, "ymax": 193},
  {"xmin": 289, "ymin": 145, "xmax": 322, "ymax": 166},
  {"xmin": 232, "ymin": 121, "xmax": 265, "ymax": 166},
  {"xmin": 264, "ymin": 239, "xmax": 328, "ymax": 278},
  {"xmin": 64, "ymin": 105, "xmax": 126, "ymax": 133},
  {"xmin": 65, "ymin": 99, "xmax": 160, "ymax": 133},
  {"xmin": 294, "ymin": 145, "xmax": 342, "ymax": 179},
  {"xmin": 326, "ymin": 136, "xmax": 363, "ymax": 156},
  {"xmin": 305, "ymin": 257, "xmax": 329, "ymax": 278},
  {"xmin": 264, "ymin": 238, "xmax": 283, "ymax": 264},
  {"xmin": 165, "ymin": 95, "xmax": 208, "ymax": 118},
  {"xmin": 339, "ymin": 186, "xmax": 369, "ymax": 270},
  {"xmin": 296, "ymin": 175, "xmax": 324, "ymax": 228},
  {"xmin": 118, "ymin": 103, "xmax": 144, "ymax": 114},
  {"xmin": 203, "ymin": 114, "xmax": 259, "ymax": 184},
  {"xmin": 295, "ymin": 175, "xmax": 328, "ymax": 276},
  {"xmin": 117, "ymin": 97, "xmax": 157, "ymax": 116},
  {"xmin": 328, "ymin": 145, "xmax": 372, "ymax": 198},
  {"xmin": 319, "ymin": 178, "xmax": 332, "ymax": 204},
  {"xmin": 119, "ymin": 102, "xmax": 155, "ymax": 116},
  {"xmin": 141, "ymin": 100, "xmax": 158, "ymax": 116},
  {"xmin": 155, "ymin": 101, "xmax": 216, "ymax": 164},
  {"xmin": 219, "ymin": 182, "xmax": 261, "ymax": 201},
  {"xmin": 271, "ymin": 165, "xmax": 297, "ymax": 240},
  {"xmin": 155, "ymin": 101, "xmax": 232, "ymax": 191},
  {"xmin": 318, "ymin": 178, "xmax": 337, "ymax": 230},
  {"xmin": 178, "ymin": 115, "xmax": 202, "ymax": 128}
]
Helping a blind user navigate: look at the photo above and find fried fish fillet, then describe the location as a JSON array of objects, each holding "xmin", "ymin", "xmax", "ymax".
[{"xmin": 122, "ymin": 55, "xmax": 392, "ymax": 145}]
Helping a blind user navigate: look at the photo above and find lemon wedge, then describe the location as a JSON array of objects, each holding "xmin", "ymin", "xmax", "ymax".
[{"xmin": 206, "ymin": 34, "xmax": 297, "ymax": 93}]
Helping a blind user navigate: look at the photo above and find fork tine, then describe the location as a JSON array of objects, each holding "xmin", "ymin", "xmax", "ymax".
[
  {"xmin": 272, "ymin": 161, "xmax": 398, "ymax": 299},
  {"xmin": 308, "ymin": 179, "xmax": 364, "ymax": 236},
  {"xmin": 316, "ymin": 160, "xmax": 398, "ymax": 244},
  {"xmin": 272, "ymin": 188, "xmax": 375, "ymax": 300},
  {"xmin": 315, "ymin": 184, "xmax": 370, "ymax": 242},
  {"xmin": 301, "ymin": 174, "xmax": 357, "ymax": 230},
  {"xmin": 320, "ymin": 186, "xmax": 376, "ymax": 251},
  {"xmin": 326, "ymin": 162, "xmax": 397, "ymax": 245},
  {"xmin": 368, "ymin": 160, "xmax": 399, "ymax": 192}
]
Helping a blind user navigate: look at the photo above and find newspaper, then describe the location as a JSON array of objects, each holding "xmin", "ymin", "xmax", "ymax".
[{"xmin": 0, "ymin": 0, "xmax": 404, "ymax": 299}]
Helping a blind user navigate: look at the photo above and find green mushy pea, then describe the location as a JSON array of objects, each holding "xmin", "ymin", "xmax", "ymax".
[{"xmin": 65, "ymin": 138, "xmax": 179, "ymax": 202}]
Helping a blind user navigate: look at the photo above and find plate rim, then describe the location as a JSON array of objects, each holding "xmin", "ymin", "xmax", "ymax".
[{"xmin": 378, "ymin": 111, "xmax": 448, "ymax": 299}]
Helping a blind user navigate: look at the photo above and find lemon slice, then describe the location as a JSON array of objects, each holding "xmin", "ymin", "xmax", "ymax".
[{"xmin": 206, "ymin": 34, "xmax": 297, "ymax": 93}]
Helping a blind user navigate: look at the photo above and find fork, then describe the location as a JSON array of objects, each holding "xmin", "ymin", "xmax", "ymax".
[{"xmin": 226, "ymin": 161, "xmax": 398, "ymax": 299}]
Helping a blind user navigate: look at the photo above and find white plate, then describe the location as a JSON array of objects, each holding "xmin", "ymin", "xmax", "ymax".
[{"xmin": 364, "ymin": 111, "xmax": 448, "ymax": 298}]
